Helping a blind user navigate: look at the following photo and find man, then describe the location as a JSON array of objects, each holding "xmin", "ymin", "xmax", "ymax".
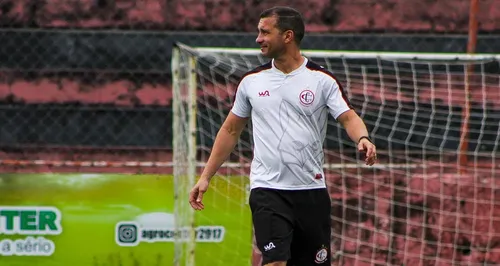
[{"xmin": 189, "ymin": 6, "xmax": 377, "ymax": 266}]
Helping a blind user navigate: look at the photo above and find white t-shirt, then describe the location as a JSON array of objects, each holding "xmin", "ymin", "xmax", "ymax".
[{"xmin": 231, "ymin": 57, "xmax": 353, "ymax": 190}]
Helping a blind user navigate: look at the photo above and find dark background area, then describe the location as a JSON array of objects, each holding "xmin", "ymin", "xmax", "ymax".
[{"xmin": 0, "ymin": 0, "xmax": 498, "ymax": 152}]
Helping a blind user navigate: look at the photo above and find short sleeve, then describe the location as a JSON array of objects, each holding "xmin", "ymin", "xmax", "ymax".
[
  {"xmin": 230, "ymin": 78, "xmax": 252, "ymax": 118},
  {"xmin": 325, "ymin": 77, "xmax": 352, "ymax": 119}
]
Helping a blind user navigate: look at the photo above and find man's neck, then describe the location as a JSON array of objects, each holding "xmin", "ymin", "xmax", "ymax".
[{"xmin": 273, "ymin": 50, "xmax": 304, "ymax": 74}]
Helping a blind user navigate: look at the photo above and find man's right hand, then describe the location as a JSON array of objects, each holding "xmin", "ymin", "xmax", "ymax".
[{"xmin": 189, "ymin": 177, "xmax": 210, "ymax": 210}]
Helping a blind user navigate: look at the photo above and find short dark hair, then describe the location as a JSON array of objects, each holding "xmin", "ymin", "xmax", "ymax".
[{"xmin": 260, "ymin": 6, "xmax": 305, "ymax": 45}]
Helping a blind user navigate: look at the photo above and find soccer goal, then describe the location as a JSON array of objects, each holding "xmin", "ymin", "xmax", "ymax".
[{"xmin": 171, "ymin": 42, "xmax": 500, "ymax": 266}]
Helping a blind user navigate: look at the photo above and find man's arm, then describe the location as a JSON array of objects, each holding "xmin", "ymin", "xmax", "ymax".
[
  {"xmin": 200, "ymin": 112, "xmax": 249, "ymax": 181},
  {"xmin": 337, "ymin": 109, "xmax": 369, "ymax": 143},
  {"xmin": 321, "ymin": 71, "xmax": 377, "ymax": 166},
  {"xmin": 337, "ymin": 109, "xmax": 377, "ymax": 165},
  {"xmin": 191, "ymin": 74, "xmax": 251, "ymax": 210},
  {"xmin": 189, "ymin": 112, "xmax": 248, "ymax": 210}
]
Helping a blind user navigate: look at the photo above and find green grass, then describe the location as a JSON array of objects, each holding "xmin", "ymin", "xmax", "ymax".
[{"xmin": 0, "ymin": 173, "xmax": 252, "ymax": 266}]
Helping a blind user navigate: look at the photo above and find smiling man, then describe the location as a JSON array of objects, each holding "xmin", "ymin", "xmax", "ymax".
[{"xmin": 189, "ymin": 6, "xmax": 377, "ymax": 266}]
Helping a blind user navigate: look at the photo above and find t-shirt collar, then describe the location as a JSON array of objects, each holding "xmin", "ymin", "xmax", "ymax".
[{"xmin": 271, "ymin": 56, "xmax": 308, "ymax": 76}]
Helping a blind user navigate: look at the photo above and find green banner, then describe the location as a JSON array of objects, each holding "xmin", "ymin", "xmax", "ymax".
[{"xmin": 0, "ymin": 173, "xmax": 252, "ymax": 266}]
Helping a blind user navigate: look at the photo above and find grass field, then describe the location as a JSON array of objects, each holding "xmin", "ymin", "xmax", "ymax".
[{"xmin": 0, "ymin": 173, "xmax": 252, "ymax": 266}]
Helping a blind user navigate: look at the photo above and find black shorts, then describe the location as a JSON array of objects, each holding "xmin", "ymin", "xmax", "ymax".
[{"xmin": 249, "ymin": 187, "xmax": 331, "ymax": 265}]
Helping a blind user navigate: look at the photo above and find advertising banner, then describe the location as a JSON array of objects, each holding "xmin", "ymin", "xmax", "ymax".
[{"xmin": 0, "ymin": 173, "xmax": 251, "ymax": 266}]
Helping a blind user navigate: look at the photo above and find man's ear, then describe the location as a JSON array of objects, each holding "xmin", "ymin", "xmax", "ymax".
[{"xmin": 283, "ymin": 30, "xmax": 294, "ymax": 44}]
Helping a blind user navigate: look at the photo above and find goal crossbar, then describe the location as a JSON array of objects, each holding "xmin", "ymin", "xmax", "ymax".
[{"xmin": 192, "ymin": 45, "xmax": 500, "ymax": 61}]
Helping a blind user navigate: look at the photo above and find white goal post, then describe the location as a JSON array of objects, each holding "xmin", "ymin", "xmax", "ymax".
[{"xmin": 172, "ymin": 42, "xmax": 500, "ymax": 266}]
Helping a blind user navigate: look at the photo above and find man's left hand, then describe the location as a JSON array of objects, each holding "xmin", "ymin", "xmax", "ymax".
[{"xmin": 358, "ymin": 139, "xmax": 377, "ymax": 166}]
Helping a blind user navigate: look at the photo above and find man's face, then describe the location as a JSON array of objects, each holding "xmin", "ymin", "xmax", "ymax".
[{"xmin": 256, "ymin": 16, "xmax": 286, "ymax": 58}]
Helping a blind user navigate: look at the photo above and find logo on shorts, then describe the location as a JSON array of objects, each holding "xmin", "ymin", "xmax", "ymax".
[
  {"xmin": 264, "ymin": 242, "xmax": 276, "ymax": 251},
  {"xmin": 299, "ymin": 90, "xmax": 315, "ymax": 106},
  {"xmin": 314, "ymin": 246, "xmax": 328, "ymax": 264}
]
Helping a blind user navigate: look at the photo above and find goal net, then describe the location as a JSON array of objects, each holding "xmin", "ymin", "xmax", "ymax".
[{"xmin": 172, "ymin": 42, "xmax": 500, "ymax": 266}]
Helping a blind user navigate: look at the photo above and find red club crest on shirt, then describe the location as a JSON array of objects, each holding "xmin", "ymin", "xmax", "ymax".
[{"xmin": 299, "ymin": 90, "xmax": 315, "ymax": 106}]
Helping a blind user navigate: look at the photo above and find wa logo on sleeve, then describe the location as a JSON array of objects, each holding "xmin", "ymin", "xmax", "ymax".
[{"xmin": 0, "ymin": 206, "xmax": 62, "ymax": 256}]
